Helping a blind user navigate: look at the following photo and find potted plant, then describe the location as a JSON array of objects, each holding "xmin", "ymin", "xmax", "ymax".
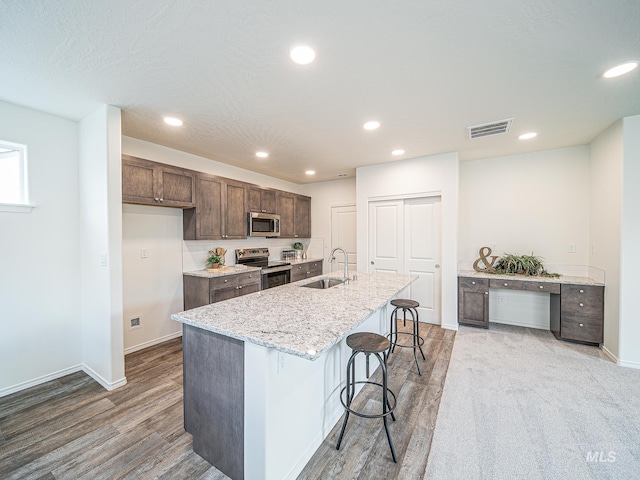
[
  {"xmin": 292, "ymin": 241, "xmax": 304, "ymax": 259},
  {"xmin": 207, "ymin": 251, "xmax": 222, "ymax": 269}
]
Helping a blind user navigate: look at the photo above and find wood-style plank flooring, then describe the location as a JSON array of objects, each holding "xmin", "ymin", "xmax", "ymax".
[{"xmin": 0, "ymin": 323, "xmax": 455, "ymax": 480}]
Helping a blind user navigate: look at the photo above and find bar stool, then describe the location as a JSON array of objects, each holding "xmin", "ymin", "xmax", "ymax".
[
  {"xmin": 388, "ymin": 299, "xmax": 426, "ymax": 375},
  {"xmin": 336, "ymin": 332, "xmax": 398, "ymax": 462}
]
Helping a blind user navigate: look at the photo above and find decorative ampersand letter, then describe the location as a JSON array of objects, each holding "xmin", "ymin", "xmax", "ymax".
[{"xmin": 473, "ymin": 246, "xmax": 498, "ymax": 272}]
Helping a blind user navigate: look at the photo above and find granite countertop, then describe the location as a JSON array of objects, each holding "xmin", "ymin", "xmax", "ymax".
[
  {"xmin": 183, "ymin": 265, "xmax": 261, "ymax": 278},
  {"xmin": 171, "ymin": 271, "xmax": 417, "ymax": 360},
  {"xmin": 458, "ymin": 270, "xmax": 604, "ymax": 286},
  {"xmin": 288, "ymin": 257, "xmax": 323, "ymax": 265}
]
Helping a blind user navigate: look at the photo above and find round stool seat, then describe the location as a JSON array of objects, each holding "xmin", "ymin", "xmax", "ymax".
[
  {"xmin": 346, "ymin": 332, "xmax": 390, "ymax": 353},
  {"xmin": 391, "ymin": 298, "xmax": 420, "ymax": 309}
]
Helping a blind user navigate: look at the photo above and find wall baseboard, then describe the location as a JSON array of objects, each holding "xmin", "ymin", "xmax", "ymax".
[
  {"xmin": 618, "ymin": 359, "xmax": 640, "ymax": 370},
  {"xmin": 441, "ymin": 323, "xmax": 459, "ymax": 331},
  {"xmin": 0, "ymin": 364, "xmax": 84, "ymax": 398},
  {"xmin": 81, "ymin": 364, "xmax": 127, "ymax": 391},
  {"xmin": 601, "ymin": 345, "xmax": 619, "ymax": 364},
  {"xmin": 124, "ymin": 331, "xmax": 183, "ymax": 355}
]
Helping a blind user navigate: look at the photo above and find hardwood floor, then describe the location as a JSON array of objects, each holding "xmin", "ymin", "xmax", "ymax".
[{"xmin": 0, "ymin": 324, "xmax": 454, "ymax": 480}]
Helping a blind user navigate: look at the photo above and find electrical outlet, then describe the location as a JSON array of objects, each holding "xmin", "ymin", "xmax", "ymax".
[
  {"xmin": 140, "ymin": 248, "xmax": 148, "ymax": 258},
  {"xmin": 498, "ymin": 295, "xmax": 505, "ymax": 304},
  {"xmin": 568, "ymin": 244, "xmax": 577, "ymax": 253},
  {"xmin": 100, "ymin": 253, "xmax": 108, "ymax": 267},
  {"xmin": 277, "ymin": 351, "xmax": 286, "ymax": 374},
  {"xmin": 130, "ymin": 317, "xmax": 141, "ymax": 329}
]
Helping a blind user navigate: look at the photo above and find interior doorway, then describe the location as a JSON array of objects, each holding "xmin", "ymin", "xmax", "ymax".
[
  {"xmin": 368, "ymin": 196, "xmax": 442, "ymax": 324},
  {"xmin": 330, "ymin": 205, "xmax": 357, "ymax": 275}
]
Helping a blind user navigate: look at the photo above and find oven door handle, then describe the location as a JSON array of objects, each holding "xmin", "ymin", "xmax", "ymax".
[{"xmin": 261, "ymin": 265, "xmax": 292, "ymax": 274}]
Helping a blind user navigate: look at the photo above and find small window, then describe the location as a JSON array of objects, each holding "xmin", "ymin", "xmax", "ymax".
[{"xmin": 0, "ymin": 140, "xmax": 31, "ymax": 211}]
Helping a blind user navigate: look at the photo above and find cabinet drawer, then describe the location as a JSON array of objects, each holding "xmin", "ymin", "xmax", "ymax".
[
  {"xmin": 237, "ymin": 271, "xmax": 260, "ymax": 287},
  {"xmin": 458, "ymin": 277, "xmax": 488, "ymax": 291},
  {"xmin": 307, "ymin": 262, "xmax": 322, "ymax": 277},
  {"xmin": 489, "ymin": 279, "xmax": 524, "ymax": 290},
  {"xmin": 561, "ymin": 319, "xmax": 603, "ymax": 344},
  {"xmin": 520, "ymin": 282, "xmax": 560, "ymax": 294},
  {"xmin": 210, "ymin": 275, "xmax": 237, "ymax": 290},
  {"xmin": 561, "ymin": 285, "xmax": 604, "ymax": 316}
]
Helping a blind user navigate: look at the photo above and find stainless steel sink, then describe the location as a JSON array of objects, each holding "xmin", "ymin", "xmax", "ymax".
[{"xmin": 299, "ymin": 277, "xmax": 347, "ymax": 289}]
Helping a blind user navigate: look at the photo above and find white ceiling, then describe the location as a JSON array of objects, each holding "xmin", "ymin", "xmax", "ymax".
[{"xmin": 1, "ymin": 0, "xmax": 638, "ymax": 184}]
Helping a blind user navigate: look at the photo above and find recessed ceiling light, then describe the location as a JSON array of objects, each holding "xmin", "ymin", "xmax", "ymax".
[
  {"xmin": 256, "ymin": 151, "xmax": 269, "ymax": 158},
  {"xmin": 363, "ymin": 121, "xmax": 380, "ymax": 130},
  {"xmin": 603, "ymin": 61, "xmax": 638, "ymax": 78},
  {"xmin": 519, "ymin": 132, "xmax": 538, "ymax": 140},
  {"xmin": 164, "ymin": 117, "xmax": 183, "ymax": 127},
  {"xmin": 290, "ymin": 45, "xmax": 316, "ymax": 65},
  {"xmin": 392, "ymin": 149, "xmax": 405, "ymax": 156},
  {"xmin": 305, "ymin": 170, "xmax": 316, "ymax": 175}
]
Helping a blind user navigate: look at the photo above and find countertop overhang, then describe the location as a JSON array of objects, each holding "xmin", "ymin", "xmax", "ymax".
[
  {"xmin": 458, "ymin": 270, "xmax": 604, "ymax": 286},
  {"xmin": 171, "ymin": 271, "xmax": 418, "ymax": 360}
]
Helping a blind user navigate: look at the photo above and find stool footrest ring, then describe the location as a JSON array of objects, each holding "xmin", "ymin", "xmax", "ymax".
[
  {"xmin": 386, "ymin": 331, "xmax": 425, "ymax": 349},
  {"xmin": 339, "ymin": 380, "xmax": 397, "ymax": 419}
]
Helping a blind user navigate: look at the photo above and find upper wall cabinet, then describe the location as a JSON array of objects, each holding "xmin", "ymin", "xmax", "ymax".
[
  {"xmin": 122, "ymin": 155, "xmax": 195, "ymax": 208},
  {"xmin": 183, "ymin": 173, "xmax": 248, "ymax": 240},
  {"xmin": 277, "ymin": 192, "xmax": 311, "ymax": 238},
  {"xmin": 248, "ymin": 187, "xmax": 277, "ymax": 214}
]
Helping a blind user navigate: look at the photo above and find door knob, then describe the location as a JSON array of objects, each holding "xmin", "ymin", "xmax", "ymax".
[
  {"xmin": 435, "ymin": 264, "xmax": 440, "ymax": 269},
  {"xmin": 370, "ymin": 261, "xmax": 374, "ymax": 265}
]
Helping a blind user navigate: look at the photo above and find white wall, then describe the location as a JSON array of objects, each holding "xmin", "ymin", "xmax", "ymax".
[
  {"xmin": 79, "ymin": 105, "xmax": 125, "ymax": 389},
  {"xmin": 300, "ymin": 178, "xmax": 356, "ymax": 272},
  {"xmin": 459, "ymin": 146, "xmax": 591, "ymax": 329},
  {"xmin": 0, "ymin": 100, "xmax": 82, "ymax": 396},
  {"xmin": 619, "ymin": 115, "xmax": 640, "ymax": 367},
  {"xmin": 356, "ymin": 153, "xmax": 459, "ymax": 330},
  {"xmin": 590, "ymin": 120, "xmax": 623, "ymax": 360}
]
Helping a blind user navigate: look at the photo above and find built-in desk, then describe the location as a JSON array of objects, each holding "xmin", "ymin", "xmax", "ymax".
[{"xmin": 458, "ymin": 272, "xmax": 604, "ymax": 345}]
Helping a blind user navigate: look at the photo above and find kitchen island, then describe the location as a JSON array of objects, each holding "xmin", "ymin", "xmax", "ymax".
[{"xmin": 171, "ymin": 271, "xmax": 417, "ymax": 480}]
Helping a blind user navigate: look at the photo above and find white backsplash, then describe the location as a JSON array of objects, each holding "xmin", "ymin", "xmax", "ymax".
[{"xmin": 182, "ymin": 237, "xmax": 325, "ymax": 271}]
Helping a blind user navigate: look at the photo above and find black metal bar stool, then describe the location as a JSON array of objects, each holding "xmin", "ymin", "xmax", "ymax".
[
  {"xmin": 336, "ymin": 332, "xmax": 398, "ymax": 462},
  {"xmin": 388, "ymin": 299, "xmax": 426, "ymax": 375}
]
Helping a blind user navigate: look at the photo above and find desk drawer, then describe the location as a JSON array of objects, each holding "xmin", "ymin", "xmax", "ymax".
[
  {"xmin": 561, "ymin": 285, "xmax": 604, "ymax": 316},
  {"xmin": 237, "ymin": 271, "xmax": 260, "ymax": 287},
  {"xmin": 520, "ymin": 282, "xmax": 560, "ymax": 294},
  {"xmin": 459, "ymin": 277, "xmax": 488, "ymax": 291},
  {"xmin": 561, "ymin": 318, "xmax": 603, "ymax": 344},
  {"xmin": 210, "ymin": 275, "xmax": 237, "ymax": 290},
  {"xmin": 489, "ymin": 279, "xmax": 524, "ymax": 290}
]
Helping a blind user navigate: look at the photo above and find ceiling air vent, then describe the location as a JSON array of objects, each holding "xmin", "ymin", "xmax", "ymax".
[{"xmin": 467, "ymin": 118, "xmax": 513, "ymax": 139}]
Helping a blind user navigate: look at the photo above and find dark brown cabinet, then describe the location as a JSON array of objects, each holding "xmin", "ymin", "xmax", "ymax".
[
  {"xmin": 551, "ymin": 284, "xmax": 604, "ymax": 345},
  {"xmin": 290, "ymin": 261, "xmax": 323, "ymax": 283},
  {"xmin": 183, "ymin": 271, "xmax": 261, "ymax": 310},
  {"xmin": 277, "ymin": 192, "xmax": 311, "ymax": 238},
  {"xmin": 122, "ymin": 155, "xmax": 195, "ymax": 208},
  {"xmin": 458, "ymin": 274, "xmax": 604, "ymax": 345},
  {"xmin": 293, "ymin": 195, "xmax": 311, "ymax": 238},
  {"xmin": 458, "ymin": 277, "xmax": 489, "ymax": 328},
  {"xmin": 248, "ymin": 187, "xmax": 277, "ymax": 214},
  {"xmin": 183, "ymin": 173, "xmax": 248, "ymax": 240}
]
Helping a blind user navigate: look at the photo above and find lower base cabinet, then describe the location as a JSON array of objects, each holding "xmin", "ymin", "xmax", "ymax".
[
  {"xmin": 458, "ymin": 277, "xmax": 489, "ymax": 328},
  {"xmin": 290, "ymin": 261, "xmax": 323, "ymax": 283},
  {"xmin": 183, "ymin": 272, "xmax": 261, "ymax": 310}
]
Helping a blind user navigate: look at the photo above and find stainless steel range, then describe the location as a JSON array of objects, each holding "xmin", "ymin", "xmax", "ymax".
[{"xmin": 235, "ymin": 247, "xmax": 291, "ymax": 290}]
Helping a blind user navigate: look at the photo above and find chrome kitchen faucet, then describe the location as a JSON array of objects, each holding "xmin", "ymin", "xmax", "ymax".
[{"xmin": 328, "ymin": 247, "xmax": 350, "ymax": 284}]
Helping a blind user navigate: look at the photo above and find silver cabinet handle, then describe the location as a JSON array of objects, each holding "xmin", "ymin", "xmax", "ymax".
[
  {"xmin": 472, "ymin": 281, "xmax": 476, "ymax": 285},
  {"xmin": 224, "ymin": 279, "xmax": 228, "ymax": 283},
  {"xmin": 579, "ymin": 303, "xmax": 584, "ymax": 307},
  {"xmin": 159, "ymin": 198, "xmax": 163, "ymax": 202},
  {"xmin": 579, "ymin": 289, "xmax": 584, "ymax": 293},
  {"xmin": 154, "ymin": 197, "xmax": 159, "ymax": 202},
  {"xmin": 504, "ymin": 283, "xmax": 508, "ymax": 286},
  {"xmin": 485, "ymin": 292, "xmax": 488, "ymax": 295},
  {"xmin": 579, "ymin": 323, "xmax": 584, "ymax": 327},
  {"xmin": 539, "ymin": 285, "xmax": 544, "ymax": 289}
]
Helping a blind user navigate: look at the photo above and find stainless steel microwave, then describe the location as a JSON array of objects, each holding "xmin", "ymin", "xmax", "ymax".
[{"xmin": 248, "ymin": 212, "xmax": 281, "ymax": 237}]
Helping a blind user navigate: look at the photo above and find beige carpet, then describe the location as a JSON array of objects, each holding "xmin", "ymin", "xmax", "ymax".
[{"xmin": 425, "ymin": 324, "xmax": 640, "ymax": 480}]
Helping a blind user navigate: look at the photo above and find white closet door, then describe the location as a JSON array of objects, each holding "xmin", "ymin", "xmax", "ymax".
[
  {"xmin": 368, "ymin": 200, "xmax": 403, "ymax": 273},
  {"xmin": 330, "ymin": 205, "xmax": 357, "ymax": 274}
]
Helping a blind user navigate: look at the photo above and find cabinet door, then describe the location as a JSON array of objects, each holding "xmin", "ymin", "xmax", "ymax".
[
  {"xmin": 458, "ymin": 278, "xmax": 489, "ymax": 328},
  {"xmin": 158, "ymin": 165, "xmax": 195, "ymax": 207},
  {"xmin": 307, "ymin": 262, "xmax": 322, "ymax": 278},
  {"xmin": 294, "ymin": 195, "xmax": 311, "ymax": 238},
  {"xmin": 248, "ymin": 187, "xmax": 277, "ymax": 214},
  {"xmin": 290, "ymin": 264, "xmax": 307, "ymax": 282},
  {"xmin": 195, "ymin": 173, "xmax": 224, "ymax": 240},
  {"xmin": 122, "ymin": 155, "xmax": 156, "ymax": 204},
  {"xmin": 223, "ymin": 180, "xmax": 248, "ymax": 239},
  {"xmin": 277, "ymin": 192, "xmax": 295, "ymax": 238}
]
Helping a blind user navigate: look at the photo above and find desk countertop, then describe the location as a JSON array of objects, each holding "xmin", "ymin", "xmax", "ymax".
[{"xmin": 458, "ymin": 270, "xmax": 604, "ymax": 286}]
